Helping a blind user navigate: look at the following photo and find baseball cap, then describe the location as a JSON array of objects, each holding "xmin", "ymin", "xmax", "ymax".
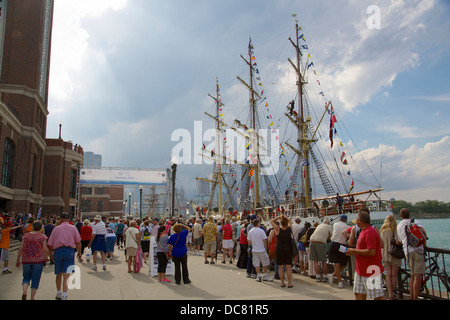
[{"xmin": 340, "ymin": 214, "xmax": 347, "ymax": 221}]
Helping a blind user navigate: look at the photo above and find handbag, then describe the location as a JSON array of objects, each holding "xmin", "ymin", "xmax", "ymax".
[{"xmin": 388, "ymin": 231, "xmax": 405, "ymax": 259}]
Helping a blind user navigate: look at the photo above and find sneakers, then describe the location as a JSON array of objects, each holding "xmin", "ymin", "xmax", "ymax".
[
  {"xmin": 204, "ymin": 260, "xmax": 209, "ymax": 264},
  {"xmin": 162, "ymin": 278, "xmax": 171, "ymax": 283},
  {"xmin": 102, "ymin": 264, "xmax": 106, "ymax": 271},
  {"xmin": 92, "ymin": 265, "xmax": 97, "ymax": 271},
  {"xmin": 338, "ymin": 281, "xmax": 344, "ymax": 289},
  {"xmin": 256, "ymin": 275, "xmax": 262, "ymax": 282},
  {"xmin": 2, "ymin": 269, "xmax": 12, "ymax": 274},
  {"xmin": 262, "ymin": 275, "xmax": 273, "ymax": 282}
]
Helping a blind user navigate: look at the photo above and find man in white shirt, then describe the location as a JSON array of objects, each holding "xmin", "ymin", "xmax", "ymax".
[
  {"xmin": 328, "ymin": 215, "xmax": 350, "ymax": 288},
  {"xmin": 291, "ymin": 217, "xmax": 303, "ymax": 272},
  {"xmin": 192, "ymin": 219, "xmax": 203, "ymax": 256},
  {"xmin": 309, "ymin": 218, "xmax": 332, "ymax": 282},
  {"xmin": 397, "ymin": 208, "xmax": 427, "ymax": 300},
  {"xmin": 247, "ymin": 219, "xmax": 273, "ymax": 282}
]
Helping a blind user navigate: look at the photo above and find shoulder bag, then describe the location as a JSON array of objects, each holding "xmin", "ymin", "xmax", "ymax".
[{"xmin": 388, "ymin": 231, "xmax": 405, "ymax": 259}]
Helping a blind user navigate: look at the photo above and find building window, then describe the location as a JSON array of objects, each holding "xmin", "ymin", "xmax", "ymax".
[
  {"xmin": 97, "ymin": 201, "xmax": 103, "ymax": 213},
  {"xmin": 30, "ymin": 154, "xmax": 37, "ymax": 192},
  {"xmin": 81, "ymin": 187, "xmax": 92, "ymax": 195},
  {"xmin": 70, "ymin": 169, "xmax": 77, "ymax": 198},
  {"xmin": 1, "ymin": 138, "xmax": 15, "ymax": 188},
  {"xmin": 81, "ymin": 200, "xmax": 91, "ymax": 213}
]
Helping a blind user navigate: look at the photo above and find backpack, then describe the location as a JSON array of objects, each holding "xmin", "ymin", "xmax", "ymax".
[
  {"xmin": 405, "ymin": 219, "xmax": 426, "ymax": 248},
  {"xmin": 297, "ymin": 227, "xmax": 307, "ymax": 243},
  {"xmin": 142, "ymin": 227, "xmax": 150, "ymax": 241}
]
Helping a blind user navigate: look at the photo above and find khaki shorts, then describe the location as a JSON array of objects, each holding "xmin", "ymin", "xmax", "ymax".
[
  {"xmin": 407, "ymin": 250, "xmax": 426, "ymax": 274},
  {"xmin": 309, "ymin": 242, "xmax": 327, "ymax": 262},
  {"xmin": 194, "ymin": 237, "xmax": 202, "ymax": 246},
  {"xmin": 126, "ymin": 247, "xmax": 137, "ymax": 257},
  {"xmin": 203, "ymin": 241, "xmax": 216, "ymax": 253},
  {"xmin": 252, "ymin": 251, "xmax": 270, "ymax": 268}
]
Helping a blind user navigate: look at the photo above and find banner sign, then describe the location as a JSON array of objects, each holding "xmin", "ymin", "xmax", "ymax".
[{"xmin": 79, "ymin": 168, "xmax": 167, "ymax": 186}]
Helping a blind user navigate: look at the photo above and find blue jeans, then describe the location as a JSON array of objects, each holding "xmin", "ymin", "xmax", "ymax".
[
  {"xmin": 53, "ymin": 247, "xmax": 75, "ymax": 274},
  {"xmin": 22, "ymin": 263, "xmax": 44, "ymax": 289}
]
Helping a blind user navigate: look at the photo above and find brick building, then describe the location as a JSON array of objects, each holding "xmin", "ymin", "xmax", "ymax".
[
  {"xmin": 42, "ymin": 138, "xmax": 84, "ymax": 216},
  {"xmin": 80, "ymin": 184, "xmax": 125, "ymax": 220},
  {"xmin": 0, "ymin": 0, "xmax": 55, "ymax": 215}
]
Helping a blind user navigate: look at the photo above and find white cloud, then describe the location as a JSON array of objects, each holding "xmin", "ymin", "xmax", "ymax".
[
  {"xmin": 306, "ymin": 0, "xmax": 434, "ymax": 111},
  {"xmin": 49, "ymin": 0, "xmax": 128, "ymax": 106},
  {"xmin": 354, "ymin": 136, "xmax": 450, "ymax": 202}
]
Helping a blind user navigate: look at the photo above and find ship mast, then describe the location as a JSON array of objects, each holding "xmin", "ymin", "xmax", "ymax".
[
  {"xmin": 195, "ymin": 79, "xmax": 228, "ymax": 217},
  {"xmin": 288, "ymin": 22, "xmax": 312, "ymax": 208},
  {"xmin": 213, "ymin": 79, "xmax": 223, "ymax": 216},
  {"xmin": 237, "ymin": 39, "xmax": 261, "ymax": 211}
]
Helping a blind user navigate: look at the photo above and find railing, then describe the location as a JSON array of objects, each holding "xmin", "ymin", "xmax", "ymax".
[
  {"xmin": 333, "ymin": 246, "xmax": 449, "ymax": 300},
  {"xmin": 271, "ymin": 200, "xmax": 392, "ymax": 221},
  {"xmin": 396, "ymin": 247, "xmax": 450, "ymax": 300}
]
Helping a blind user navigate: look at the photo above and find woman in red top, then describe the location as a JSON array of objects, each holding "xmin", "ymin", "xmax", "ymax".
[
  {"xmin": 236, "ymin": 222, "xmax": 249, "ymax": 269},
  {"xmin": 15, "ymin": 221, "xmax": 49, "ymax": 300},
  {"xmin": 80, "ymin": 219, "xmax": 93, "ymax": 262},
  {"xmin": 221, "ymin": 219, "xmax": 234, "ymax": 264}
]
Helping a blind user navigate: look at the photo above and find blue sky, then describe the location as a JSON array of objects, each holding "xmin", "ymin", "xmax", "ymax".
[{"xmin": 47, "ymin": 0, "xmax": 450, "ymax": 203}]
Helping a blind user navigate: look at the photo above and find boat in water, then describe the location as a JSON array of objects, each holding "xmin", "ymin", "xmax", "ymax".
[{"xmin": 193, "ymin": 16, "xmax": 393, "ymax": 227}]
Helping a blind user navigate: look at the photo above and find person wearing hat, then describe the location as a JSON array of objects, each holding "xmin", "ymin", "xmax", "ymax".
[
  {"xmin": 87, "ymin": 215, "xmax": 107, "ymax": 271},
  {"xmin": 328, "ymin": 214, "xmax": 350, "ymax": 288},
  {"xmin": 291, "ymin": 217, "xmax": 302, "ymax": 273},
  {"xmin": 47, "ymin": 213, "xmax": 81, "ymax": 300}
]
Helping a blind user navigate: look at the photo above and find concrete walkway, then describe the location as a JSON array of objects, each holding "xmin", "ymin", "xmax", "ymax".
[{"xmin": 0, "ymin": 247, "xmax": 356, "ymax": 301}]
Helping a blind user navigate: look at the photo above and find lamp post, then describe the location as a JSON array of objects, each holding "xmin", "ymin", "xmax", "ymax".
[
  {"xmin": 170, "ymin": 155, "xmax": 178, "ymax": 218},
  {"xmin": 128, "ymin": 192, "xmax": 131, "ymax": 218},
  {"xmin": 139, "ymin": 185, "xmax": 143, "ymax": 220}
]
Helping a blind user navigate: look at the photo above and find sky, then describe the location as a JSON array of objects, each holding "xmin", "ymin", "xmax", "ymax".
[{"xmin": 46, "ymin": 0, "xmax": 450, "ymax": 204}]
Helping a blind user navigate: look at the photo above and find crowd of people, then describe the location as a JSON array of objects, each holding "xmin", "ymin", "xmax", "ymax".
[{"xmin": 0, "ymin": 207, "xmax": 428, "ymax": 300}]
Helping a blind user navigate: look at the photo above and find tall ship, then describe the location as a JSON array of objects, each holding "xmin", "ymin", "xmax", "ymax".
[{"xmin": 193, "ymin": 16, "xmax": 392, "ymax": 227}]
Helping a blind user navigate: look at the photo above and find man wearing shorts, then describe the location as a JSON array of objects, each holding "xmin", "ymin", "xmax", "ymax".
[
  {"xmin": 346, "ymin": 211, "xmax": 385, "ymax": 300},
  {"xmin": 397, "ymin": 208, "xmax": 427, "ymax": 300},
  {"xmin": 329, "ymin": 215, "xmax": 350, "ymax": 288},
  {"xmin": 201, "ymin": 217, "xmax": 218, "ymax": 264},
  {"xmin": 247, "ymin": 219, "xmax": 273, "ymax": 282},
  {"xmin": 47, "ymin": 212, "xmax": 81, "ymax": 300},
  {"xmin": 192, "ymin": 219, "xmax": 203, "ymax": 256},
  {"xmin": 309, "ymin": 218, "xmax": 332, "ymax": 282}
]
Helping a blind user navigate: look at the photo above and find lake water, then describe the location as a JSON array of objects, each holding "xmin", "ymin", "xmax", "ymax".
[{"xmin": 413, "ymin": 218, "xmax": 450, "ymax": 250}]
